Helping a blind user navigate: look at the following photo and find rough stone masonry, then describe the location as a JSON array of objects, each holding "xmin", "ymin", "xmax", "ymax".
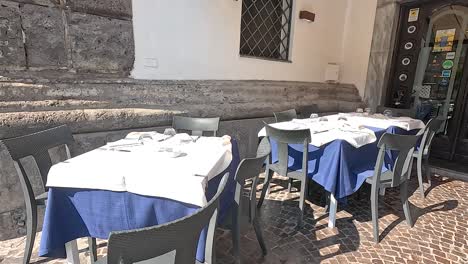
[{"xmin": 0, "ymin": 0, "xmax": 363, "ymax": 240}]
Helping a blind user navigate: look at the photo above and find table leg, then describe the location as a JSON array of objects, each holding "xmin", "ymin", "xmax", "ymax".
[
  {"xmin": 328, "ymin": 193, "xmax": 337, "ymax": 228},
  {"xmin": 65, "ymin": 240, "xmax": 80, "ymax": 264}
]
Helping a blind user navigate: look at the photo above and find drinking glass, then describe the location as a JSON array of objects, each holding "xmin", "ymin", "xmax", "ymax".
[
  {"xmin": 164, "ymin": 128, "xmax": 177, "ymax": 136},
  {"xmin": 383, "ymin": 109, "xmax": 393, "ymax": 118},
  {"xmin": 338, "ymin": 113, "xmax": 348, "ymax": 121},
  {"xmin": 138, "ymin": 134, "xmax": 153, "ymax": 145},
  {"xmin": 364, "ymin": 107, "xmax": 372, "ymax": 116},
  {"xmin": 310, "ymin": 113, "xmax": 319, "ymax": 119}
]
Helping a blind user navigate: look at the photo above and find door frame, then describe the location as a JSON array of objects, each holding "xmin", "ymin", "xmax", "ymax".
[
  {"xmin": 449, "ymin": 49, "xmax": 468, "ymax": 161},
  {"xmin": 412, "ymin": 7, "xmax": 468, "ymax": 118}
]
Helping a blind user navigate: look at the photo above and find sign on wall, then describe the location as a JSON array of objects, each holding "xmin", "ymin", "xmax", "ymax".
[
  {"xmin": 408, "ymin": 8, "xmax": 420, "ymax": 22},
  {"xmin": 433, "ymin": 29, "xmax": 456, "ymax": 52}
]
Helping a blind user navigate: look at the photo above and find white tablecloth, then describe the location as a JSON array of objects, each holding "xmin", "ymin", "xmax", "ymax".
[
  {"xmin": 46, "ymin": 134, "xmax": 232, "ymax": 206},
  {"xmin": 333, "ymin": 113, "xmax": 426, "ymax": 131},
  {"xmin": 258, "ymin": 119, "xmax": 377, "ymax": 148},
  {"xmin": 258, "ymin": 114, "xmax": 425, "ymax": 148}
]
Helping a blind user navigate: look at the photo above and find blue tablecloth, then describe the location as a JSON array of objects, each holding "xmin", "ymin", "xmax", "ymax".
[
  {"xmin": 39, "ymin": 140, "xmax": 240, "ymax": 263},
  {"xmin": 270, "ymin": 126, "xmax": 417, "ymax": 199}
]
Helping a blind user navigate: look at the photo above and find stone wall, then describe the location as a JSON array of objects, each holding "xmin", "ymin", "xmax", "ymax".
[
  {"xmin": 0, "ymin": 0, "xmax": 365, "ymax": 241},
  {"xmin": 0, "ymin": 0, "xmax": 134, "ymax": 75},
  {"xmin": 364, "ymin": 0, "xmax": 401, "ymax": 109},
  {"xmin": 0, "ymin": 77, "xmax": 364, "ymax": 240}
]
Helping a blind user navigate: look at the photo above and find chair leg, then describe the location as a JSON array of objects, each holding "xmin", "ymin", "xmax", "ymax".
[
  {"xmin": 252, "ymin": 217, "xmax": 267, "ymax": 256},
  {"xmin": 88, "ymin": 237, "xmax": 97, "ymax": 263},
  {"xmin": 416, "ymin": 156, "xmax": 425, "ymax": 198},
  {"xmin": 370, "ymin": 185, "xmax": 379, "ymax": 243},
  {"xmin": 231, "ymin": 206, "xmax": 241, "ymax": 261},
  {"xmin": 287, "ymin": 179, "xmax": 294, "ymax": 192},
  {"xmin": 400, "ymin": 180, "xmax": 413, "ymax": 227},
  {"xmin": 258, "ymin": 169, "xmax": 273, "ymax": 208},
  {"xmin": 297, "ymin": 178, "xmax": 307, "ymax": 227},
  {"xmin": 23, "ymin": 204, "xmax": 38, "ymax": 264},
  {"xmin": 424, "ymin": 156, "xmax": 431, "ymax": 187}
]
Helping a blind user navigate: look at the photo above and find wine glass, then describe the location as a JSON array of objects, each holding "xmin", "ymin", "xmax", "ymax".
[
  {"xmin": 383, "ymin": 109, "xmax": 393, "ymax": 118},
  {"xmin": 164, "ymin": 128, "xmax": 177, "ymax": 136},
  {"xmin": 138, "ymin": 133, "xmax": 153, "ymax": 145},
  {"xmin": 364, "ymin": 107, "xmax": 372, "ymax": 116}
]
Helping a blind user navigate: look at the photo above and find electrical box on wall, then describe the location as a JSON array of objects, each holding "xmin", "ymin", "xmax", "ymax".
[
  {"xmin": 325, "ymin": 63, "xmax": 340, "ymax": 83},
  {"xmin": 144, "ymin": 58, "xmax": 159, "ymax": 69}
]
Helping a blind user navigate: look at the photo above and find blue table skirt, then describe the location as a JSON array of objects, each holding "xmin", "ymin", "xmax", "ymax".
[
  {"xmin": 39, "ymin": 140, "xmax": 240, "ymax": 263},
  {"xmin": 270, "ymin": 126, "xmax": 417, "ymax": 199}
]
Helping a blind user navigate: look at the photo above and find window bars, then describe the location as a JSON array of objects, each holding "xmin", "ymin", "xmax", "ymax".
[{"xmin": 240, "ymin": 0, "xmax": 293, "ymax": 61}]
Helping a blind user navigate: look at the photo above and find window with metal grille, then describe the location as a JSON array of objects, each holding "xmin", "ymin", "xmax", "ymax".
[{"xmin": 240, "ymin": 0, "xmax": 293, "ymax": 61}]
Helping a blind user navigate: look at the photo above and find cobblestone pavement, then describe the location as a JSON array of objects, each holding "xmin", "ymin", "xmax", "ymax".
[{"xmin": 1, "ymin": 174, "xmax": 467, "ymax": 264}]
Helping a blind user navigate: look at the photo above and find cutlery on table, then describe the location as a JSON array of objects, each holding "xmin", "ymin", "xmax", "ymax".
[{"xmin": 158, "ymin": 134, "xmax": 175, "ymax": 142}]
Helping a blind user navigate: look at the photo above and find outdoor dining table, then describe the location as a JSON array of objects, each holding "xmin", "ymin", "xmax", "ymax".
[
  {"xmin": 39, "ymin": 133, "xmax": 240, "ymax": 264},
  {"xmin": 258, "ymin": 113, "xmax": 425, "ymax": 228}
]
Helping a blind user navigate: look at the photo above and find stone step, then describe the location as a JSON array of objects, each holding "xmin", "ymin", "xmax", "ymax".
[
  {"xmin": 0, "ymin": 99, "xmax": 111, "ymax": 113},
  {"xmin": 0, "ymin": 108, "xmax": 181, "ymax": 138},
  {"xmin": 0, "ymin": 79, "xmax": 364, "ymax": 138},
  {"xmin": 0, "ymin": 79, "xmax": 362, "ymax": 105}
]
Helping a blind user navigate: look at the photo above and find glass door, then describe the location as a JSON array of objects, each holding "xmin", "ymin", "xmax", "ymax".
[{"xmin": 412, "ymin": 5, "xmax": 468, "ymax": 160}]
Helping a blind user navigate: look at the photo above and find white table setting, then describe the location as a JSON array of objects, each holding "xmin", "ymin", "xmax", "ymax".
[
  {"xmin": 40, "ymin": 130, "xmax": 236, "ymax": 264},
  {"xmin": 257, "ymin": 112, "xmax": 425, "ymax": 229}
]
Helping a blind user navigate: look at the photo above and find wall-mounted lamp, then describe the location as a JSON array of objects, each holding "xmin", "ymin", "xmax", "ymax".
[{"xmin": 299, "ymin": 11, "xmax": 315, "ymax": 22}]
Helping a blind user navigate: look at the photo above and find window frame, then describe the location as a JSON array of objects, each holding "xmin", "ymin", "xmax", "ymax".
[{"xmin": 239, "ymin": 0, "xmax": 294, "ymax": 63}]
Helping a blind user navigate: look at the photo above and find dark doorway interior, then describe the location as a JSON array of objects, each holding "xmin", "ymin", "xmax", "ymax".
[{"xmin": 387, "ymin": 0, "xmax": 468, "ymax": 163}]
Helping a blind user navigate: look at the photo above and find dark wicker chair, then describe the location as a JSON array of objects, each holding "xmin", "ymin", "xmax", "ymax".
[
  {"xmin": 377, "ymin": 106, "xmax": 416, "ymax": 118},
  {"xmin": 172, "ymin": 116, "xmax": 220, "ymax": 137},
  {"xmin": 273, "ymin": 109, "xmax": 297, "ymax": 123},
  {"xmin": 0, "ymin": 125, "xmax": 96, "ymax": 264},
  {"xmin": 297, "ymin": 105, "xmax": 319, "ymax": 119}
]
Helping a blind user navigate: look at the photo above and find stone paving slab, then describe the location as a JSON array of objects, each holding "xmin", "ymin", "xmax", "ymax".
[{"xmin": 0, "ymin": 174, "xmax": 467, "ymax": 264}]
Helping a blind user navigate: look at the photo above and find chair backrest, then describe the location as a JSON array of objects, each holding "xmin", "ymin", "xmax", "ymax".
[
  {"xmin": 273, "ymin": 109, "xmax": 297, "ymax": 123},
  {"xmin": 377, "ymin": 106, "xmax": 416, "ymax": 118},
  {"xmin": 172, "ymin": 116, "xmax": 220, "ymax": 137},
  {"xmin": 265, "ymin": 124, "xmax": 310, "ymax": 176},
  {"xmin": 373, "ymin": 133, "xmax": 419, "ymax": 187},
  {"xmin": 416, "ymin": 118, "xmax": 445, "ymax": 155},
  {"xmin": 106, "ymin": 173, "xmax": 229, "ymax": 264},
  {"xmin": 297, "ymin": 105, "xmax": 319, "ymax": 119},
  {"xmin": 0, "ymin": 125, "xmax": 75, "ymax": 201},
  {"xmin": 234, "ymin": 137, "xmax": 271, "ymax": 220}
]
